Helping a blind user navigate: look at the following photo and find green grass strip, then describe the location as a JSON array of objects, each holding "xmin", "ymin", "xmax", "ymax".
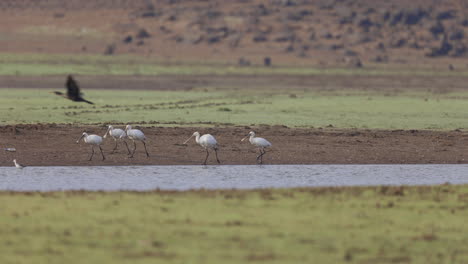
[
  {"xmin": 0, "ymin": 53, "xmax": 465, "ymax": 77},
  {"xmin": 1, "ymin": 89, "xmax": 468, "ymax": 129},
  {"xmin": 0, "ymin": 185, "xmax": 467, "ymax": 263}
]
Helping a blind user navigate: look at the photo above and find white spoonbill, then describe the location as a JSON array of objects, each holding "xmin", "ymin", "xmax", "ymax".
[
  {"xmin": 183, "ymin": 132, "xmax": 220, "ymax": 165},
  {"xmin": 103, "ymin": 125, "xmax": 130, "ymax": 154},
  {"xmin": 13, "ymin": 159, "xmax": 25, "ymax": 169},
  {"xmin": 241, "ymin": 131, "xmax": 272, "ymax": 164},
  {"xmin": 123, "ymin": 125, "xmax": 149, "ymax": 158},
  {"xmin": 76, "ymin": 132, "xmax": 105, "ymax": 161}
]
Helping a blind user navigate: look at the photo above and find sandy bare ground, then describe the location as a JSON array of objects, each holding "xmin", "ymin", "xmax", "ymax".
[{"xmin": 1, "ymin": 124, "xmax": 467, "ymax": 166}]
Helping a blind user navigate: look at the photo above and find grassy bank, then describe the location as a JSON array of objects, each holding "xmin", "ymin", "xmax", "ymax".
[
  {"xmin": 1, "ymin": 89, "xmax": 468, "ymax": 129},
  {"xmin": 0, "ymin": 185, "xmax": 467, "ymax": 263}
]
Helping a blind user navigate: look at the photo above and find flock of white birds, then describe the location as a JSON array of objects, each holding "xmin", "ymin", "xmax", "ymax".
[
  {"xmin": 72, "ymin": 125, "xmax": 273, "ymax": 166},
  {"xmin": 13, "ymin": 125, "xmax": 272, "ymax": 168}
]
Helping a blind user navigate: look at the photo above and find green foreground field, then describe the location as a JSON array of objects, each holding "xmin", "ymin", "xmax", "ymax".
[
  {"xmin": 2, "ymin": 88, "xmax": 468, "ymax": 129},
  {"xmin": 1, "ymin": 185, "xmax": 467, "ymax": 264}
]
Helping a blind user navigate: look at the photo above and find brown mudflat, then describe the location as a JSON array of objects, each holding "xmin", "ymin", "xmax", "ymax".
[{"xmin": 1, "ymin": 124, "xmax": 467, "ymax": 166}]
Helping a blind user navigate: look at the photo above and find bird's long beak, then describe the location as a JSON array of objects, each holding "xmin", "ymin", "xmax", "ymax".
[
  {"xmin": 183, "ymin": 135, "xmax": 194, "ymax": 145},
  {"xmin": 241, "ymin": 134, "xmax": 249, "ymax": 142},
  {"xmin": 103, "ymin": 127, "xmax": 110, "ymax": 138},
  {"xmin": 76, "ymin": 134, "xmax": 85, "ymax": 143}
]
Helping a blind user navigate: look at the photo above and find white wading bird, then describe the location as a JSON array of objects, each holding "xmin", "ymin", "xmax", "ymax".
[
  {"xmin": 76, "ymin": 132, "xmax": 105, "ymax": 161},
  {"xmin": 13, "ymin": 159, "xmax": 25, "ymax": 169},
  {"xmin": 103, "ymin": 125, "xmax": 130, "ymax": 154},
  {"xmin": 241, "ymin": 131, "xmax": 272, "ymax": 164},
  {"xmin": 184, "ymin": 132, "xmax": 221, "ymax": 165},
  {"xmin": 123, "ymin": 125, "xmax": 149, "ymax": 158}
]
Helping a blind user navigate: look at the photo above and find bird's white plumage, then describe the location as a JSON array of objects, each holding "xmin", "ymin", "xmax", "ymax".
[
  {"xmin": 81, "ymin": 133, "xmax": 103, "ymax": 145},
  {"xmin": 104, "ymin": 125, "xmax": 126, "ymax": 139},
  {"xmin": 76, "ymin": 132, "xmax": 105, "ymax": 160},
  {"xmin": 241, "ymin": 131, "xmax": 271, "ymax": 164},
  {"xmin": 123, "ymin": 125, "xmax": 149, "ymax": 157},
  {"xmin": 124, "ymin": 125, "xmax": 146, "ymax": 141},
  {"xmin": 185, "ymin": 132, "xmax": 218, "ymax": 149},
  {"xmin": 198, "ymin": 133, "xmax": 218, "ymax": 149},
  {"xmin": 250, "ymin": 136, "xmax": 271, "ymax": 148},
  {"xmin": 242, "ymin": 131, "xmax": 271, "ymax": 148},
  {"xmin": 183, "ymin": 131, "xmax": 220, "ymax": 165},
  {"xmin": 104, "ymin": 125, "xmax": 130, "ymax": 154},
  {"xmin": 13, "ymin": 159, "xmax": 25, "ymax": 169}
]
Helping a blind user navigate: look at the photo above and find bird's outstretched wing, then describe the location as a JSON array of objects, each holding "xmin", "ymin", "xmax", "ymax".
[
  {"xmin": 66, "ymin": 75, "xmax": 81, "ymax": 99},
  {"xmin": 82, "ymin": 98, "xmax": 94, "ymax": 104}
]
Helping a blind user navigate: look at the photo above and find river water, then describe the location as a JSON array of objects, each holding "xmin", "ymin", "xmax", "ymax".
[{"xmin": 0, "ymin": 164, "xmax": 467, "ymax": 191}]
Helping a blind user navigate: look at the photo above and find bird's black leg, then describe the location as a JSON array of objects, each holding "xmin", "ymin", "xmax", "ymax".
[
  {"xmin": 123, "ymin": 140, "xmax": 131, "ymax": 155},
  {"xmin": 203, "ymin": 149, "xmax": 210, "ymax": 165},
  {"xmin": 257, "ymin": 148, "xmax": 266, "ymax": 164},
  {"xmin": 259, "ymin": 149, "xmax": 267, "ymax": 164},
  {"xmin": 142, "ymin": 141, "xmax": 149, "ymax": 157},
  {"xmin": 99, "ymin": 146, "xmax": 105, "ymax": 160},
  {"xmin": 88, "ymin": 146, "xmax": 95, "ymax": 161},
  {"xmin": 111, "ymin": 139, "xmax": 118, "ymax": 153},
  {"xmin": 214, "ymin": 149, "xmax": 221, "ymax": 164},
  {"xmin": 130, "ymin": 140, "xmax": 136, "ymax": 158}
]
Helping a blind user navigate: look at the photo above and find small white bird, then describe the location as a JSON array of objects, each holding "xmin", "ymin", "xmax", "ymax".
[
  {"xmin": 103, "ymin": 125, "xmax": 130, "ymax": 154},
  {"xmin": 13, "ymin": 159, "xmax": 25, "ymax": 169},
  {"xmin": 123, "ymin": 125, "xmax": 149, "ymax": 158},
  {"xmin": 76, "ymin": 132, "xmax": 105, "ymax": 161},
  {"xmin": 184, "ymin": 131, "xmax": 220, "ymax": 165},
  {"xmin": 241, "ymin": 131, "xmax": 272, "ymax": 164}
]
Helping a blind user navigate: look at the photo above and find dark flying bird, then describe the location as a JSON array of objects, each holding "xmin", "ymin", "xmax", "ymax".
[{"xmin": 52, "ymin": 75, "xmax": 94, "ymax": 104}]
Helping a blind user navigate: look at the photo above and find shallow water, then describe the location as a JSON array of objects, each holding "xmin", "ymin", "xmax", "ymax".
[{"xmin": 1, "ymin": 164, "xmax": 468, "ymax": 191}]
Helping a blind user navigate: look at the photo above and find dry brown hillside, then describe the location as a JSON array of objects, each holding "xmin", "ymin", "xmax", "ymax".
[{"xmin": 1, "ymin": 0, "xmax": 468, "ymax": 68}]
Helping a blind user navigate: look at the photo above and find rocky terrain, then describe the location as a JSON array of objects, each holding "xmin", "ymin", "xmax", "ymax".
[{"xmin": 1, "ymin": 0, "xmax": 468, "ymax": 67}]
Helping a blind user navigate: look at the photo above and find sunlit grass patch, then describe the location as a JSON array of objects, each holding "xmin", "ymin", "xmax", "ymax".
[{"xmin": 2, "ymin": 88, "xmax": 468, "ymax": 129}]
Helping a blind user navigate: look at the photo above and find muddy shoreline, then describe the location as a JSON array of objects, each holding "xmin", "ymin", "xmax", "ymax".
[{"xmin": 1, "ymin": 124, "xmax": 467, "ymax": 166}]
